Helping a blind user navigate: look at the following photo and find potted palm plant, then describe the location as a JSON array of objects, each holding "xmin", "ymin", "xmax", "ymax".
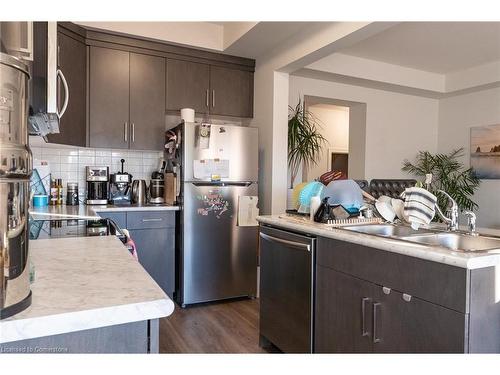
[
  {"xmin": 402, "ymin": 148, "xmax": 481, "ymax": 214},
  {"xmin": 288, "ymin": 99, "xmax": 327, "ymax": 209}
]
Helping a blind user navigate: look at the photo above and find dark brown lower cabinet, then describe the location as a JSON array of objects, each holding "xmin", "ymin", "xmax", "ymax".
[
  {"xmin": 315, "ymin": 266, "xmax": 374, "ymax": 353},
  {"xmin": 315, "ymin": 265, "xmax": 467, "ymax": 353},
  {"xmin": 372, "ymin": 285, "xmax": 467, "ymax": 353}
]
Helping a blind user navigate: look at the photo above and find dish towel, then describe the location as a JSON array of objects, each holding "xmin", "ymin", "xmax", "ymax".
[
  {"xmin": 122, "ymin": 228, "xmax": 139, "ymax": 261},
  {"xmin": 401, "ymin": 187, "xmax": 437, "ymax": 229}
]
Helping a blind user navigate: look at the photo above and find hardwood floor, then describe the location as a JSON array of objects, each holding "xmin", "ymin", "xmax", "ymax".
[{"xmin": 159, "ymin": 298, "xmax": 275, "ymax": 353}]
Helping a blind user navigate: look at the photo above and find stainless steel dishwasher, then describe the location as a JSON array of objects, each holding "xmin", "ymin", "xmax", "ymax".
[{"xmin": 259, "ymin": 225, "xmax": 315, "ymax": 353}]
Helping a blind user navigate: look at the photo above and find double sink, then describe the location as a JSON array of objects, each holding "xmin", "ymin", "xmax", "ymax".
[{"xmin": 341, "ymin": 224, "xmax": 500, "ymax": 253}]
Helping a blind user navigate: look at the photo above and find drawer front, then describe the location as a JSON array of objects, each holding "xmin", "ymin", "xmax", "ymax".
[
  {"xmin": 317, "ymin": 237, "xmax": 468, "ymax": 313},
  {"xmin": 126, "ymin": 211, "xmax": 175, "ymax": 229},
  {"xmin": 97, "ymin": 211, "xmax": 127, "ymax": 229}
]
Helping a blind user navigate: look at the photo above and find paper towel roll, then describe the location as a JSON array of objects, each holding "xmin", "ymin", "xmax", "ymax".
[{"xmin": 180, "ymin": 108, "xmax": 195, "ymax": 123}]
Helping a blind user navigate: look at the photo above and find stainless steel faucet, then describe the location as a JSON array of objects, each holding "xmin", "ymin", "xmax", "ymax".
[
  {"xmin": 435, "ymin": 190, "xmax": 459, "ymax": 231},
  {"xmin": 464, "ymin": 210, "xmax": 478, "ymax": 236}
]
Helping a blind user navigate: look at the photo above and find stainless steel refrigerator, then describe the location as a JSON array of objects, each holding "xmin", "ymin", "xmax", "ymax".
[{"xmin": 172, "ymin": 122, "xmax": 259, "ymax": 307}]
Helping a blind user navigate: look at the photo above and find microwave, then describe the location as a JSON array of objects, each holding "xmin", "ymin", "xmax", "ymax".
[{"xmin": 28, "ymin": 22, "xmax": 69, "ymax": 138}]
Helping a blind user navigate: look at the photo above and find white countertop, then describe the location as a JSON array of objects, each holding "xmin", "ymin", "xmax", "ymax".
[
  {"xmin": 0, "ymin": 236, "xmax": 174, "ymax": 344},
  {"xmin": 257, "ymin": 215, "xmax": 500, "ymax": 270},
  {"xmin": 29, "ymin": 203, "xmax": 179, "ymax": 221}
]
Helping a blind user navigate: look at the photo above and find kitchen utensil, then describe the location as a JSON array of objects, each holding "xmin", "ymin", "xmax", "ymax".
[
  {"xmin": 314, "ymin": 197, "xmax": 332, "ymax": 223},
  {"xmin": 131, "ymin": 179, "xmax": 147, "ymax": 205},
  {"xmin": 391, "ymin": 198, "xmax": 406, "ymax": 221},
  {"xmin": 33, "ymin": 194, "xmax": 49, "ymax": 207},
  {"xmin": 149, "ymin": 178, "xmax": 165, "ymax": 204},
  {"xmin": 362, "ymin": 190, "xmax": 377, "ymax": 203},
  {"xmin": 85, "ymin": 166, "xmax": 109, "ymax": 205},
  {"xmin": 66, "ymin": 182, "xmax": 79, "ymax": 206},
  {"xmin": 109, "ymin": 159, "xmax": 133, "ymax": 205},
  {"xmin": 1, "ymin": 52, "xmax": 32, "ymax": 319},
  {"xmin": 291, "ymin": 182, "xmax": 308, "ymax": 210},
  {"xmin": 323, "ymin": 179, "xmax": 363, "ymax": 212},
  {"xmin": 375, "ymin": 200, "xmax": 396, "ymax": 222},
  {"xmin": 378, "ymin": 195, "xmax": 392, "ymax": 204},
  {"xmin": 298, "ymin": 181, "xmax": 324, "ymax": 213},
  {"xmin": 319, "ymin": 170, "xmax": 345, "ymax": 185}
]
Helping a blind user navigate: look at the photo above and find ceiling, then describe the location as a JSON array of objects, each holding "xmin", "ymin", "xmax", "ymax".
[
  {"xmin": 223, "ymin": 22, "xmax": 319, "ymax": 58},
  {"xmin": 339, "ymin": 22, "xmax": 500, "ymax": 73}
]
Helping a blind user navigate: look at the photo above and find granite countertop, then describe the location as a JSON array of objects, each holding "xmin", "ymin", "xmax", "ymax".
[
  {"xmin": 257, "ymin": 215, "xmax": 500, "ymax": 270},
  {"xmin": 0, "ymin": 236, "xmax": 174, "ymax": 344},
  {"xmin": 29, "ymin": 203, "xmax": 179, "ymax": 221}
]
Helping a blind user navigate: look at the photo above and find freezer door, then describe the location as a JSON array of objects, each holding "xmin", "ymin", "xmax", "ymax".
[
  {"xmin": 181, "ymin": 182, "xmax": 258, "ymax": 305},
  {"xmin": 182, "ymin": 122, "xmax": 258, "ymax": 182}
]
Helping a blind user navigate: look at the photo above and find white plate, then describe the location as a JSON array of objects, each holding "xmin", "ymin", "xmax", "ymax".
[
  {"xmin": 391, "ymin": 198, "xmax": 406, "ymax": 221},
  {"xmin": 375, "ymin": 201, "xmax": 396, "ymax": 222}
]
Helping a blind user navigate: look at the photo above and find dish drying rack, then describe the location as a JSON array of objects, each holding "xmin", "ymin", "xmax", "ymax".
[
  {"xmin": 323, "ymin": 217, "xmax": 383, "ymax": 227},
  {"xmin": 279, "ymin": 214, "xmax": 382, "ymax": 227}
]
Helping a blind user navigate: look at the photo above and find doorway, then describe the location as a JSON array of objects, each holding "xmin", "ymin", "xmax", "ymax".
[{"xmin": 304, "ymin": 95, "xmax": 366, "ymax": 181}]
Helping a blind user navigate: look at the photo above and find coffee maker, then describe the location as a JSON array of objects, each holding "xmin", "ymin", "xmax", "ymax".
[
  {"xmin": 85, "ymin": 166, "xmax": 109, "ymax": 205},
  {"xmin": 109, "ymin": 159, "xmax": 133, "ymax": 205}
]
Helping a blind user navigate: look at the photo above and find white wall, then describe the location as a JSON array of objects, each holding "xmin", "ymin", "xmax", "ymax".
[
  {"xmin": 306, "ymin": 104, "xmax": 349, "ymax": 180},
  {"xmin": 438, "ymin": 87, "xmax": 500, "ymax": 229},
  {"xmin": 251, "ymin": 22, "xmax": 389, "ymax": 214},
  {"xmin": 290, "ymin": 75, "xmax": 439, "ymax": 181}
]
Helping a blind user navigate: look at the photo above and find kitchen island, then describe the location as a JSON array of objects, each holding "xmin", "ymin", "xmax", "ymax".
[
  {"xmin": 28, "ymin": 204, "xmax": 179, "ymax": 299},
  {"xmin": 0, "ymin": 235, "xmax": 174, "ymax": 353},
  {"xmin": 257, "ymin": 214, "xmax": 500, "ymax": 353}
]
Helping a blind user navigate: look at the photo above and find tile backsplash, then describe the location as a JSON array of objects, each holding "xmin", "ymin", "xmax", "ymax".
[{"xmin": 30, "ymin": 142, "xmax": 163, "ymax": 199}]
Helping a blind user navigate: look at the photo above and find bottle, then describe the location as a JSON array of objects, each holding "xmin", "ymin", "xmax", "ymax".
[
  {"xmin": 50, "ymin": 178, "xmax": 58, "ymax": 206},
  {"xmin": 57, "ymin": 179, "xmax": 63, "ymax": 205}
]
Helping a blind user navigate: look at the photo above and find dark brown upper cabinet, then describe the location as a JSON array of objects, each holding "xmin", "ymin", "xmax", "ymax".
[
  {"xmin": 166, "ymin": 59, "xmax": 210, "ymax": 114},
  {"xmin": 46, "ymin": 27, "xmax": 87, "ymax": 147},
  {"xmin": 89, "ymin": 46, "xmax": 130, "ymax": 149},
  {"xmin": 209, "ymin": 66, "xmax": 254, "ymax": 118},
  {"xmin": 89, "ymin": 46, "xmax": 166, "ymax": 150},
  {"xmin": 42, "ymin": 23, "xmax": 254, "ymax": 149},
  {"xmin": 165, "ymin": 59, "xmax": 254, "ymax": 118},
  {"xmin": 130, "ymin": 53, "xmax": 166, "ymax": 150}
]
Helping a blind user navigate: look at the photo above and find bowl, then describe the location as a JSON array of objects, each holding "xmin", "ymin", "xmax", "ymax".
[
  {"xmin": 375, "ymin": 201, "xmax": 396, "ymax": 222},
  {"xmin": 391, "ymin": 198, "xmax": 406, "ymax": 221}
]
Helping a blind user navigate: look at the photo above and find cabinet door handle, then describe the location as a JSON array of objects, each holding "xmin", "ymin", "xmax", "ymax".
[
  {"xmin": 259, "ymin": 232, "xmax": 311, "ymax": 252},
  {"xmin": 206, "ymin": 89, "xmax": 209, "ymax": 108},
  {"xmin": 372, "ymin": 302, "xmax": 381, "ymax": 344},
  {"xmin": 142, "ymin": 218, "xmax": 163, "ymax": 222},
  {"xmin": 212, "ymin": 89, "xmax": 215, "ymax": 108},
  {"xmin": 131, "ymin": 123, "xmax": 135, "ymax": 143},
  {"xmin": 124, "ymin": 122, "xmax": 128, "ymax": 142},
  {"xmin": 56, "ymin": 69, "xmax": 69, "ymax": 118},
  {"xmin": 361, "ymin": 297, "xmax": 371, "ymax": 337}
]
